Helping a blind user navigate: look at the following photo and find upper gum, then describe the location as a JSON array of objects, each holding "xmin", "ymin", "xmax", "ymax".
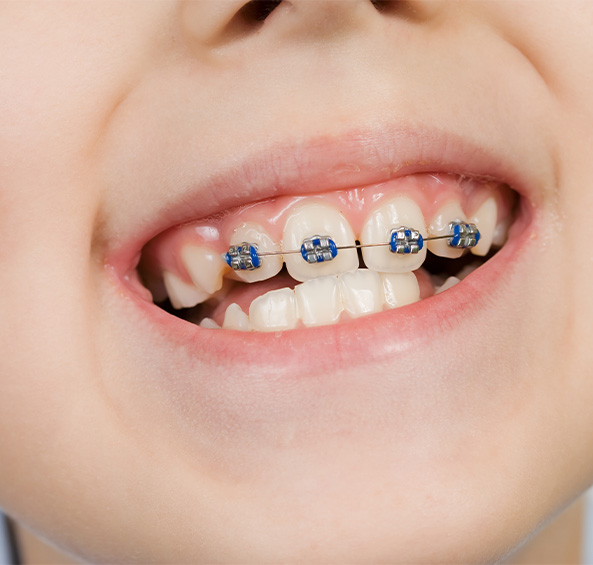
[{"xmin": 142, "ymin": 173, "xmax": 508, "ymax": 276}]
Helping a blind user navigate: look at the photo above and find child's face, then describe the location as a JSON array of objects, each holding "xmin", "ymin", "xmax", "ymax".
[{"xmin": 1, "ymin": 1, "xmax": 593, "ymax": 562}]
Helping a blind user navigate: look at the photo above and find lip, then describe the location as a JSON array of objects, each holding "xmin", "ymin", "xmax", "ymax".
[{"xmin": 105, "ymin": 121, "xmax": 542, "ymax": 277}]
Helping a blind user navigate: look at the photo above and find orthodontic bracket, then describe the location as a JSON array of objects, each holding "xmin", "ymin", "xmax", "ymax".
[
  {"xmin": 223, "ymin": 222, "xmax": 481, "ymax": 271},
  {"xmin": 224, "ymin": 242, "xmax": 261, "ymax": 271},
  {"xmin": 300, "ymin": 235, "xmax": 338, "ymax": 263}
]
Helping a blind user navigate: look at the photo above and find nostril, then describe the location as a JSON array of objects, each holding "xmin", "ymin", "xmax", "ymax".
[
  {"xmin": 370, "ymin": 0, "xmax": 424, "ymax": 21},
  {"xmin": 215, "ymin": 0, "xmax": 284, "ymax": 44},
  {"xmin": 239, "ymin": 0, "xmax": 283, "ymax": 24},
  {"xmin": 370, "ymin": 0, "xmax": 392, "ymax": 11}
]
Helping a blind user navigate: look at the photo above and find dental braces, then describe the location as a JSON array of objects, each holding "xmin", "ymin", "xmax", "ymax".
[{"xmin": 224, "ymin": 221, "xmax": 480, "ymax": 271}]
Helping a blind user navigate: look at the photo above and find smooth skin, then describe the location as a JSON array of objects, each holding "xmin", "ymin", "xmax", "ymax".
[{"xmin": 1, "ymin": 1, "xmax": 593, "ymax": 563}]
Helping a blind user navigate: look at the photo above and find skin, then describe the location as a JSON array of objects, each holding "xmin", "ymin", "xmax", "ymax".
[{"xmin": 1, "ymin": 1, "xmax": 593, "ymax": 563}]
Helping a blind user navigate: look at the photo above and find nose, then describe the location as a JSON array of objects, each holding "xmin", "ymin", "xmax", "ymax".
[{"xmin": 182, "ymin": 0, "xmax": 442, "ymax": 49}]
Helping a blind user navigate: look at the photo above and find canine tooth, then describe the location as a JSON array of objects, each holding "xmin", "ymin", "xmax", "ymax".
[
  {"xmin": 471, "ymin": 197, "xmax": 497, "ymax": 256},
  {"xmin": 492, "ymin": 214, "xmax": 511, "ymax": 247},
  {"xmin": 162, "ymin": 271, "xmax": 209, "ymax": 309},
  {"xmin": 181, "ymin": 245, "xmax": 226, "ymax": 294},
  {"xmin": 294, "ymin": 275, "xmax": 343, "ymax": 327},
  {"xmin": 360, "ymin": 196, "xmax": 427, "ymax": 273},
  {"xmin": 435, "ymin": 276, "xmax": 461, "ymax": 294},
  {"xmin": 199, "ymin": 318, "xmax": 221, "ymax": 329},
  {"xmin": 339, "ymin": 269, "xmax": 384, "ymax": 318},
  {"xmin": 380, "ymin": 272, "xmax": 420, "ymax": 309},
  {"xmin": 249, "ymin": 288, "xmax": 298, "ymax": 332},
  {"xmin": 282, "ymin": 203, "xmax": 358, "ymax": 282},
  {"xmin": 228, "ymin": 222, "xmax": 282, "ymax": 283},
  {"xmin": 427, "ymin": 201, "xmax": 465, "ymax": 258},
  {"xmin": 222, "ymin": 303, "xmax": 250, "ymax": 331}
]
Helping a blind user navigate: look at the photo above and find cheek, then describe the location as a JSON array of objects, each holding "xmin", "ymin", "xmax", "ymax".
[
  {"xmin": 0, "ymin": 2, "xmax": 176, "ymax": 247},
  {"xmin": 0, "ymin": 0, "xmax": 172, "ymax": 530}
]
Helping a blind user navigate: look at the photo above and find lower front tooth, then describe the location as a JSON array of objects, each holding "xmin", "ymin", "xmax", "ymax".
[
  {"xmin": 435, "ymin": 276, "xmax": 461, "ymax": 294},
  {"xmin": 222, "ymin": 303, "xmax": 251, "ymax": 331},
  {"xmin": 471, "ymin": 197, "xmax": 497, "ymax": 256},
  {"xmin": 199, "ymin": 318, "xmax": 221, "ymax": 329},
  {"xmin": 249, "ymin": 288, "xmax": 298, "ymax": 332},
  {"xmin": 294, "ymin": 275, "xmax": 343, "ymax": 327},
  {"xmin": 163, "ymin": 271, "xmax": 209, "ymax": 309},
  {"xmin": 339, "ymin": 269, "xmax": 384, "ymax": 318},
  {"xmin": 380, "ymin": 272, "xmax": 420, "ymax": 308}
]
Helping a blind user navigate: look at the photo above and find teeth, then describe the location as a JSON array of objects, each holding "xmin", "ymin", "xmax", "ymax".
[
  {"xmin": 427, "ymin": 201, "xmax": 466, "ymax": 259},
  {"xmin": 228, "ymin": 222, "xmax": 282, "ymax": 283},
  {"xmin": 282, "ymin": 203, "xmax": 358, "ymax": 282},
  {"xmin": 380, "ymin": 272, "xmax": 420, "ymax": 308},
  {"xmin": 435, "ymin": 276, "xmax": 461, "ymax": 294},
  {"xmin": 163, "ymin": 271, "xmax": 210, "ymax": 309},
  {"xmin": 294, "ymin": 275, "xmax": 343, "ymax": 327},
  {"xmin": 360, "ymin": 196, "xmax": 427, "ymax": 273},
  {"xmin": 199, "ymin": 317, "xmax": 221, "ymax": 329},
  {"xmin": 339, "ymin": 269, "xmax": 384, "ymax": 318},
  {"xmin": 471, "ymin": 197, "xmax": 498, "ymax": 256},
  {"xmin": 492, "ymin": 215, "xmax": 511, "ymax": 247},
  {"xmin": 249, "ymin": 288, "xmax": 298, "ymax": 332},
  {"xmin": 222, "ymin": 303, "xmax": 251, "ymax": 331},
  {"xmin": 181, "ymin": 245, "xmax": 226, "ymax": 294}
]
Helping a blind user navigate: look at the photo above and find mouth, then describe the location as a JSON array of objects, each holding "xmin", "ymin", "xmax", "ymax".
[
  {"xmin": 139, "ymin": 172, "xmax": 518, "ymax": 329},
  {"xmin": 107, "ymin": 125, "xmax": 536, "ymax": 372}
]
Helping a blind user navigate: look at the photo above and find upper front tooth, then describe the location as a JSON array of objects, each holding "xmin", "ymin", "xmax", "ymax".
[
  {"xmin": 162, "ymin": 270, "xmax": 210, "ymax": 309},
  {"xmin": 294, "ymin": 275, "xmax": 343, "ymax": 327},
  {"xmin": 249, "ymin": 288, "xmax": 298, "ymax": 332},
  {"xmin": 427, "ymin": 201, "xmax": 466, "ymax": 259},
  {"xmin": 360, "ymin": 196, "xmax": 427, "ymax": 273},
  {"xmin": 282, "ymin": 202, "xmax": 358, "ymax": 282},
  {"xmin": 339, "ymin": 269, "xmax": 384, "ymax": 318},
  {"xmin": 181, "ymin": 245, "xmax": 226, "ymax": 294},
  {"xmin": 227, "ymin": 222, "xmax": 282, "ymax": 283},
  {"xmin": 471, "ymin": 197, "xmax": 497, "ymax": 256}
]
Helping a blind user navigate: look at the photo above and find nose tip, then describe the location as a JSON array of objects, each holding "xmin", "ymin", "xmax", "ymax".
[{"xmin": 272, "ymin": 0, "xmax": 386, "ymax": 38}]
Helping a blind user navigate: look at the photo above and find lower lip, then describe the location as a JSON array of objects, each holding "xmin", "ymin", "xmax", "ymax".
[{"xmin": 119, "ymin": 198, "xmax": 535, "ymax": 382}]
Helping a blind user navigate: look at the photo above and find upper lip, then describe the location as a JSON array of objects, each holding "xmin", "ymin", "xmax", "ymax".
[{"xmin": 106, "ymin": 120, "xmax": 538, "ymax": 276}]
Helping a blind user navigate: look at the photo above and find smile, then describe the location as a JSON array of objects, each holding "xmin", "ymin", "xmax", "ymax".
[{"xmin": 139, "ymin": 172, "xmax": 516, "ymax": 333}]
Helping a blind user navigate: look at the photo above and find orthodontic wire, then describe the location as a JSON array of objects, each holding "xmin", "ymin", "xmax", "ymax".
[
  {"xmin": 224, "ymin": 222, "xmax": 481, "ymax": 270},
  {"xmin": 256, "ymin": 233, "xmax": 465, "ymax": 257}
]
